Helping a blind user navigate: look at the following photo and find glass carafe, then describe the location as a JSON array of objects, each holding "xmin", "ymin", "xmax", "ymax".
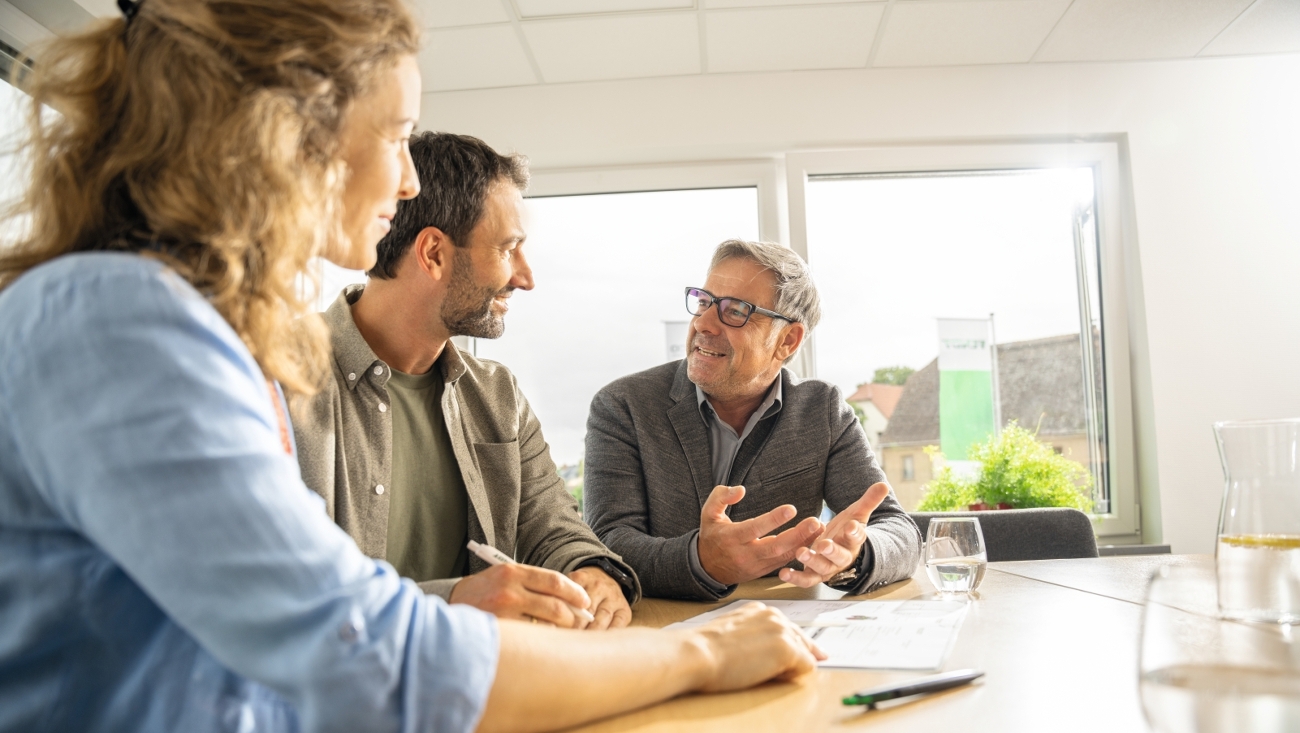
[{"xmin": 1214, "ymin": 418, "xmax": 1300, "ymax": 623}]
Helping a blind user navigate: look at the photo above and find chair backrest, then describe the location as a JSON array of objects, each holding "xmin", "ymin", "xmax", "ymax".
[{"xmin": 909, "ymin": 508, "xmax": 1098, "ymax": 562}]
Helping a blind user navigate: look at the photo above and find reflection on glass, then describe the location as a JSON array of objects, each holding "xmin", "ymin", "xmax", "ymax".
[{"xmin": 1140, "ymin": 565, "xmax": 1300, "ymax": 733}]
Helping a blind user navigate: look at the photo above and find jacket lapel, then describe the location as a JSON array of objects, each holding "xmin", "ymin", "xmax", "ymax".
[
  {"xmin": 727, "ymin": 368, "xmax": 789, "ymax": 486},
  {"xmin": 666, "ymin": 361, "xmax": 716, "ymax": 509},
  {"xmin": 441, "ymin": 344, "xmax": 496, "ymax": 551}
]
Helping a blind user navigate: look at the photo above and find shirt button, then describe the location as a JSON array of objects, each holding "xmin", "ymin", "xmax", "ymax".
[
  {"xmin": 348, "ymin": 372, "xmax": 357, "ymax": 381},
  {"xmin": 378, "ymin": 403, "xmax": 387, "ymax": 413},
  {"xmin": 373, "ymin": 366, "xmax": 383, "ymax": 376},
  {"xmin": 375, "ymin": 484, "xmax": 385, "ymax": 495}
]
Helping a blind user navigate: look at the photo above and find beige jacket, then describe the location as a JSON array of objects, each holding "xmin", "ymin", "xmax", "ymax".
[{"xmin": 290, "ymin": 286, "xmax": 639, "ymax": 601}]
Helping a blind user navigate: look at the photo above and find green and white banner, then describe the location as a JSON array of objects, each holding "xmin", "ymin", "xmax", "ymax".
[{"xmin": 937, "ymin": 318, "xmax": 996, "ymax": 462}]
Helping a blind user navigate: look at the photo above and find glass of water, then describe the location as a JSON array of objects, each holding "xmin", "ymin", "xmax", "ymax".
[
  {"xmin": 1140, "ymin": 564, "xmax": 1300, "ymax": 733},
  {"xmin": 924, "ymin": 517, "xmax": 987, "ymax": 595}
]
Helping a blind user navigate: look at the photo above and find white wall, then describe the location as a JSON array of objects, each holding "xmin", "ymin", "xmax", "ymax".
[{"xmin": 421, "ymin": 53, "xmax": 1300, "ymax": 554}]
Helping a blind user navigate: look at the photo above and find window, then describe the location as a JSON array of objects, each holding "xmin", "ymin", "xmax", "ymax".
[
  {"xmin": 787, "ymin": 143, "xmax": 1139, "ymax": 538},
  {"xmin": 472, "ymin": 187, "xmax": 761, "ymax": 470},
  {"xmin": 0, "ymin": 75, "xmax": 32, "ymax": 247}
]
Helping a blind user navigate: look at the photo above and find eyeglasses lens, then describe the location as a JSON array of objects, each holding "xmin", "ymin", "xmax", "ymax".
[
  {"xmin": 717, "ymin": 299, "xmax": 752, "ymax": 327},
  {"xmin": 686, "ymin": 289, "xmax": 711, "ymax": 316}
]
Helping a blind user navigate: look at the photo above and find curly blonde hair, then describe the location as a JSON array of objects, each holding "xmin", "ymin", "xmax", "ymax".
[{"xmin": 0, "ymin": 0, "xmax": 419, "ymax": 394}]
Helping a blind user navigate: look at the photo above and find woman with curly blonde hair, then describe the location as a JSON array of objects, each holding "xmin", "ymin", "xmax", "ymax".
[{"xmin": 0, "ymin": 1, "xmax": 820, "ymax": 732}]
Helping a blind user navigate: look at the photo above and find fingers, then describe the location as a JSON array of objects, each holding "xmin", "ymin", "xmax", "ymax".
[
  {"xmin": 701, "ymin": 484, "xmax": 745, "ymax": 524},
  {"xmin": 516, "ymin": 592, "xmax": 580, "ymax": 628},
  {"xmin": 777, "ymin": 522, "xmax": 867, "ymax": 588},
  {"xmin": 697, "ymin": 603, "xmax": 821, "ymax": 691},
  {"xmin": 609, "ymin": 604, "xmax": 632, "ymax": 629},
  {"xmin": 754, "ymin": 516, "xmax": 823, "ymax": 562},
  {"xmin": 589, "ymin": 603, "xmax": 614, "ymax": 631},
  {"xmin": 736, "ymin": 503, "xmax": 800, "ymax": 541},
  {"xmin": 517, "ymin": 565, "xmax": 592, "ymax": 611},
  {"xmin": 840, "ymin": 482, "xmax": 891, "ymax": 523}
]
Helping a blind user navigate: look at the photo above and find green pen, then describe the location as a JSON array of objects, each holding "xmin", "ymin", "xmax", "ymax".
[{"xmin": 842, "ymin": 669, "xmax": 984, "ymax": 709}]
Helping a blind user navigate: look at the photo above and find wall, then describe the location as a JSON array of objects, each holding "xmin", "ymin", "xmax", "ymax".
[{"xmin": 422, "ymin": 53, "xmax": 1300, "ymax": 554}]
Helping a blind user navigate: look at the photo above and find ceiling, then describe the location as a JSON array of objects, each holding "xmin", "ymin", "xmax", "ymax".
[{"xmin": 4, "ymin": 0, "xmax": 1299, "ymax": 92}]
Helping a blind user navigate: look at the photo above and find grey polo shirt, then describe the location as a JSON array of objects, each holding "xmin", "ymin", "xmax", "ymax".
[{"xmin": 687, "ymin": 379, "xmax": 784, "ymax": 592}]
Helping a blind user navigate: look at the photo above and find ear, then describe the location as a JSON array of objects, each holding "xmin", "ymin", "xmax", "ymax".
[
  {"xmin": 772, "ymin": 321, "xmax": 806, "ymax": 362},
  {"xmin": 411, "ymin": 226, "xmax": 454, "ymax": 282}
]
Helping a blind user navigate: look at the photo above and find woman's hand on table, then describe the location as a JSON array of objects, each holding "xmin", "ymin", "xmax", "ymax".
[{"xmin": 686, "ymin": 601, "xmax": 826, "ymax": 693}]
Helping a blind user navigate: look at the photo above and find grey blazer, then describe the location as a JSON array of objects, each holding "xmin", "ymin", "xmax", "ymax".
[{"xmin": 584, "ymin": 360, "xmax": 921, "ymax": 600}]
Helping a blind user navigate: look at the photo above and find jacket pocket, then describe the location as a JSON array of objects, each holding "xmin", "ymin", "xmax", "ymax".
[{"xmin": 763, "ymin": 461, "xmax": 819, "ymax": 484}]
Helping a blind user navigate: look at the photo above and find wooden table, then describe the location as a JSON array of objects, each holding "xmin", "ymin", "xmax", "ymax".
[{"xmin": 569, "ymin": 554, "xmax": 1211, "ymax": 733}]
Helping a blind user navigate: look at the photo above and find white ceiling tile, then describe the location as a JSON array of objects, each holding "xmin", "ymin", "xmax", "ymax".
[
  {"xmin": 523, "ymin": 13, "xmax": 700, "ymax": 82},
  {"xmin": 410, "ymin": 0, "xmax": 512, "ymax": 28},
  {"xmin": 875, "ymin": 0, "xmax": 1071, "ymax": 67},
  {"xmin": 70, "ymin": 0, "xmax": 116, "ymax": 18},
  {"xmin": 1201, "ymin": 0, "xmax": 1300, "ymax": 56},
  {"xmin": 1035, "ymin": 0, "xmax": 1256, "ymax": 62},
  {"xmin": 515, "ymin": 0, "xmax": 692, "ymax": 18},
  {"xmin": 0, "ymin": 2, "xmax": 54, "ymax": 50},
  {"xmin": 706, "ymin": 0, "xmax": 865, "ymax": 7},
  {"xmin": 706, "ymin": 5, "xmax": 885, "ymax": 73},
  {"xmin": 419, "ymin": 25, "xmax": 537, "ymax": 92}
]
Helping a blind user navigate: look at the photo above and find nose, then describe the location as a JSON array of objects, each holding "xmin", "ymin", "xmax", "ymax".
[
  {"xmin": 510, "ymin": 247, "xmax": 534, "ymax": 292},
  {"xmin": 693, "ymin": 300, "xmax": 723, "ymax": 335},
  {"xmin": 397, "ymin": 142, "xmax": 420, "ymax": 201}
]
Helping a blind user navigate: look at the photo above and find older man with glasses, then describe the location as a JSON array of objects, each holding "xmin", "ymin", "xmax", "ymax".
[{"xmin": 583, "ymin": 239, "xmax": 922, "ymax": 600}]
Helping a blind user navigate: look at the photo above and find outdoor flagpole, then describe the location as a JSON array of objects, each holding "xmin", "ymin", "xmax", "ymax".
[{"xmin": 989, "ymin": 312, "xmax": 1002, "ymax": 437}]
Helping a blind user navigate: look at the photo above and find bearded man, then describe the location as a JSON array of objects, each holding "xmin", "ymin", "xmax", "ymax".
[{"xmin": 292, "ymin": 132, "xmax": 639, "ymax": 629}]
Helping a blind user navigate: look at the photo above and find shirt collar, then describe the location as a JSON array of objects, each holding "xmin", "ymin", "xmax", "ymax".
[
  {"xmin": 324, "ymin": 284, "xmax": 467, "ymax": 391},
  {"xmin": 695, "ymin": 375, "xmax": 784, "ymax": 426}
]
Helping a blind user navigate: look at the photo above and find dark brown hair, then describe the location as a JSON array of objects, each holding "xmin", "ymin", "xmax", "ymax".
[{"xmin": 370, "ymin": 131, "xmax": 529, "ymax": 279}]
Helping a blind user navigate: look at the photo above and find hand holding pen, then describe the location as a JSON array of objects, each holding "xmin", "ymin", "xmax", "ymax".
[{"xmin": 448, "ymin": 540, "xmax": 597, "ymax": 628}]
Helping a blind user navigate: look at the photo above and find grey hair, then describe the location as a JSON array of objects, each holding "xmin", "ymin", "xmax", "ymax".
[{"xmin": 708, "ymin": 239, "xmax": 822, "ymax": 334}]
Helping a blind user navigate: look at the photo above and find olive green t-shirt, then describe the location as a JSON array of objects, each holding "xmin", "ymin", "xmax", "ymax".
[{"xmin": 384, "ymin": 363, "xmax": 470, "ymax": 583}]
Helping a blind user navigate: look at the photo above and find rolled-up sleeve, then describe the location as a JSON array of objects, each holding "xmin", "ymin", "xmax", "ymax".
[{"xmin": 0, "ymin": 256, "xmax": 497, "ymax": 733}]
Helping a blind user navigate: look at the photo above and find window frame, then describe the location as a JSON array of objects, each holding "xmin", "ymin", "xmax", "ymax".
[
  {"xmin": 524, "ymin": 159, "xmax": 819, "ymax": 377},
  {"xmin": 784, "ymin": 141, "xmax": 1141, "ymax": 539}
]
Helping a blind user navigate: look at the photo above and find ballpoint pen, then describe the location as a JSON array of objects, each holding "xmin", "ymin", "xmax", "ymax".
[
  {"xmin": 843, "ymin": 669, "xmax": 984, "ymax": 708},
  {"xmin": 466, "ymin": 539, "xmax": 597, "ymax": 625}
]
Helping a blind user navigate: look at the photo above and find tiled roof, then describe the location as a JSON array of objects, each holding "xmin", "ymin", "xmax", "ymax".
[
  {"xmin": 846, "ymin": 382, "xmax": 905, "ymax": 419},
  {"xmin": 880, "ymin": 332, "xmax": 1101, "ymax": 446}
]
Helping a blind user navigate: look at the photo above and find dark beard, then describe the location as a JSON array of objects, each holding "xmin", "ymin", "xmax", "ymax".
[{"xmin": 441, "ymin": 247, "xmax": 510, "ymax": 339}]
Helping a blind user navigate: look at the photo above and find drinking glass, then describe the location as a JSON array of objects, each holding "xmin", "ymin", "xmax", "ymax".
[
  {"xmin": 1139, "ymin": 564, "xmax": 1300, "ymax": 733},
  {"xmin": 924, "ymin": 517, "xmax": 987, "ymax": 595},
  {"xmin": 1214, "ymin": 419, "xmax": 1300, "ymax": 623}
]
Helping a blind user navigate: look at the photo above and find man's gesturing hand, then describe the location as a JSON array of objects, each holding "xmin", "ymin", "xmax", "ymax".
[
  {"xmin": 450, "ymin": 563, "xmax": 592, "ymax": 628},
  {"xmin": 778, "ymin": 482, "xmax": 891, "ymax": 588},
  {"xmin": 566, "ymin": 566, "xmax": 632, "ymax": 630},
  {"xmin": 697, "ymin": 484, "xmax": 824, "ymax": 586}
]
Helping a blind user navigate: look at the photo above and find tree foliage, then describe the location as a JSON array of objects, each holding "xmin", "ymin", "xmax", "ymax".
[
  {"xmin": 916, "ymin": 422, "xmax": 1094, "ymax": 512},
  {"xmin": 871, "ymin": 365, "xmax": 915, "ymax": 386}
]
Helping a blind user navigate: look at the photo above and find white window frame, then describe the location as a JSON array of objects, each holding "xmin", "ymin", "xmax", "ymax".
[
  {"xmin": 525, "ymin": 159, "xmax": 815, "ymax": 380},
  {"xmin": 784, "ymin": 141, "xmax": 1141, "ymax": 539}
]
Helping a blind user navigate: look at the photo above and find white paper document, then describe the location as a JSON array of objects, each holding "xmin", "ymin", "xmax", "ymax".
[{"xmin": 665, "ymin": 599, "xmax": 967, "ymax": 670}]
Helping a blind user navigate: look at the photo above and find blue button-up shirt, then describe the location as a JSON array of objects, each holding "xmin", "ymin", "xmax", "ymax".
[{"xmin": 0, "ymin": 253, "xmax": 498, "ymax": 733}]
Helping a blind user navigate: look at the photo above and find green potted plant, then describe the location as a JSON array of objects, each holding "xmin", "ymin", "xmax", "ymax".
[{"xmin": 915, "ymin": 422, "xmax": 1094, "ymax": 512}]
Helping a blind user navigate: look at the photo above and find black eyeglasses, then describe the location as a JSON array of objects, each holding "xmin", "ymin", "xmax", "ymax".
[{"xmin": 685, "ymin": 287, "xmax": 796, "ymax": 328}]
